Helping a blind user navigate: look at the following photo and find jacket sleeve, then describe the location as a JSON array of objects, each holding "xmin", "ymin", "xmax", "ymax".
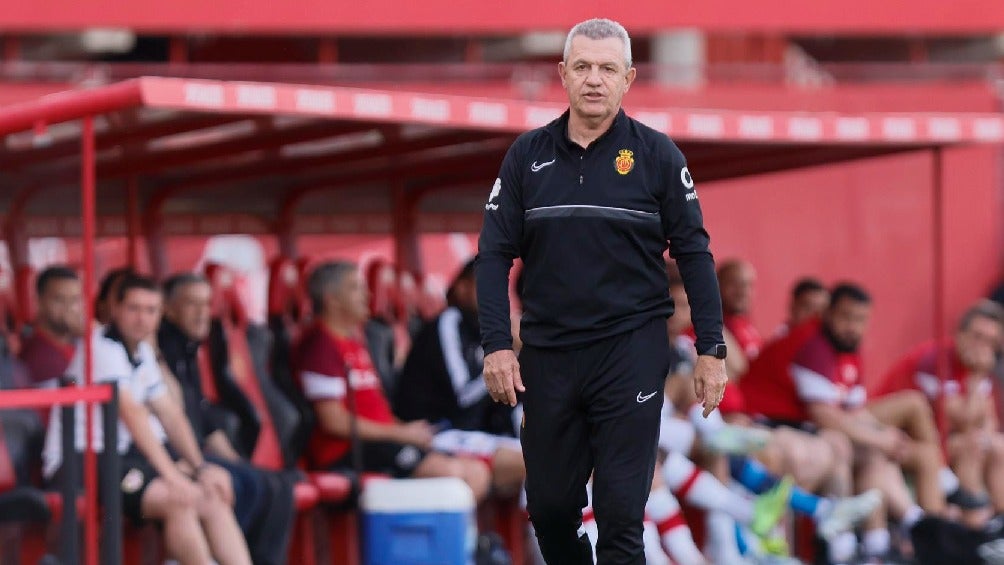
[
  {"xmin": 659, "ymin": 141, "xmax": 724, "ymax": 354},
  {"xmin": 476, "ymin": 139, "xmax": 525, "ymax": 355}
]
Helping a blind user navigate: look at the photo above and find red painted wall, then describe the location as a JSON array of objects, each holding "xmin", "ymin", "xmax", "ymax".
[
  {"xmin": 4, "ymin": 0, "xmax": 1004, "ymax": 34},
  {"xmin": 697, "ymin": 148, "xmax": 1002, "ymax": 388}
]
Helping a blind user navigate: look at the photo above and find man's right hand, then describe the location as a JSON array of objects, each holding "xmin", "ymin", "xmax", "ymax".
[
  {"xmin": 484, "ymin": 349, "xmax": 524, "ymax": 407},
  {"xmin": 165, "ymin": 472, "xmax": 201, "ymax": 506},
  {"xmin": 396, "ymin": 420, "xmax": 435, "ymax": 449},
  {"xmin": 874, "ymin": 427, "xmax": 910, "ymax": 462}
]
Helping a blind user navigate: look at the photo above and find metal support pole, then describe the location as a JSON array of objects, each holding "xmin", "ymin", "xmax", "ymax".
[
  {"xmin": 80, "ymin": 115, "xmax": 99, "ymax": 565},
  {"xmin": 58, "ymin": 398, "xmax": 79, "ymax": 564},
  {"xmin": 932, "ymin": 147, "xmax": 950, "ymax": 450},
  {"xmin": 100, "ymin": 383, "xmax": 121, "ymax": 565}
]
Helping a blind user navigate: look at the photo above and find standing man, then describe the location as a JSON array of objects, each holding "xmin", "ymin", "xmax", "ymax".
[{"xmin": 477, "ymin": 18, "xmax": 727, "ymax": 564}]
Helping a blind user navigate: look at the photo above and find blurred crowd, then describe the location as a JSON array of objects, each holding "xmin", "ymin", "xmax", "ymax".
[{"xmin": 1, "ymin": 254, "xmax": 1003, "ymax": 565}]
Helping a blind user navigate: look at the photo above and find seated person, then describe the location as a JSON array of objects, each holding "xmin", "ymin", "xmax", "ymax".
[
  {"xmin": 159, "ymin": 272, "xmax": 294, "ymax": 565},
  {"xmin": 19, "ymin": 266, "xmax": 82, "ymax": 391},
  {"xmin": 775, "ymin": 277, "xmax": 829, "ymax": 338},
  {"xmin": 665, "ymin": 274, "xmax": 876, "ymax": 564},
  {"xmin": 394, "ymin": 258, "xmax": 524, "ymax": 497},
  {"xmin": 43, "ymin": 274, "xmax": 251, "ymax": 565},
  {"xmin": 878, "ymin": 299, "xmax": 1004, "ymax": 515},
  {"xmin": 295, "ymin": 261, "xmax": 490, "ymax": 501},
  {"xmin": 785, "ymin": 283, "xmax": 965, "ymax": 560}
]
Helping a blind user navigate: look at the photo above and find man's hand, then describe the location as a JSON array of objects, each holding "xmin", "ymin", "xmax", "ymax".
[
  {"xmin": 164, "ymin": 471, "xmax": 202, "ymax": 507},
  {"xmin": 484, "ymin": 349, "xmax": 525, "ymax": 407},
  {"xmin": 197, "ymin": 463, "xmax": 234, "ymax": 506},
  {"xmin": 874, "ymin": 427, "xmax": 910, "ymax": 462},
  {"xmin": 396, "ymin": 420, "xmax": 435, "ymax": 449},
  {"xmin": 693, "ymin": 356, "xmax": 727, "ymax": 418}
]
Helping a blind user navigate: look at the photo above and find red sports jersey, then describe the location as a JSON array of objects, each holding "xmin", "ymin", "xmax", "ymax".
[
  {"xmin": 790, "ymin": 331, "xmax": 866, "ymax": 417},
  {"xmin": 877, "ymin": 340, "xmax": 993, "ymax": 431},
  {"xmin": 741, "ymin": 319, "xmax": 820, "ymax": 421},
  {"xmin": 725, "ymin": 314, "xmax": 763, "ymax": 361},
  {"xmin": 19, "ymin": 329, "xmax": 75, "ymax": 387},
  {"xmin": 294, "ymin": 323, "xmax": 395, "ymax": 469}
]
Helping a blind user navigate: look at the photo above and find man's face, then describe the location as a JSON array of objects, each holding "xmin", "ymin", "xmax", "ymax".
[
  {"xmin": 823, "ymin": 298, "xmax": 871, "ymax": 353},
  {"xmin": 790, "ymin": 289, "xmax": 829, "ymax": 326},
  {"xmin": 559, "ymin": 35, "xmax": 636, "ymax": 124},
  {"xmin": 165, "ymin": 282, "xmax": 212, "ymax": 341},
  {"xmin": 956, "ymin": 316, "xmax": 1003, "ymax": 373},
  {"xmin": 719, "ymin": 263, "xmax": 756, "ymax": 316},
  {"xmin": 38, "ymin": 278, "xmax": 83, "ymax": 338},
  {"xmin": 114, "ymin": 289, "xmax": 162, "ymax": 344},
  {"xmin": 327, "ymin": 269, "xmax": 370, "ymax": 325}
]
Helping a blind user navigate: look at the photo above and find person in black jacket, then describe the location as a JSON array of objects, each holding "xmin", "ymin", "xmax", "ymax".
[
  {"xmin": 395, "ymin": 259, "xmax": 525, "ymax": 496},
  {"xmin": 159, "ymin": 273, "xmax": 294, "ymax": 565},
  {"xmin": 476, "ymin": 18, "xmax": 728, "ymax": 564}
]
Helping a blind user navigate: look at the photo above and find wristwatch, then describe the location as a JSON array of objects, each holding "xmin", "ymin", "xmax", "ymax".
[{"xmin": 700, "ymin": 343, "xmax": 728, "ymax": 359}]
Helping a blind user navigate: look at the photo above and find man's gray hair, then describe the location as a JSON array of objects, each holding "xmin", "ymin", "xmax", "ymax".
[
  {"xmin": 162, "ymin": 272, "xmax": 209, "ymax": 302},
  {"xmin": 563, "ymin": 18, "xmax": 633, "ymax": 68},
  {"xmin": 308, "ymin": 261, "xmax": 357, "ymax": 315}
]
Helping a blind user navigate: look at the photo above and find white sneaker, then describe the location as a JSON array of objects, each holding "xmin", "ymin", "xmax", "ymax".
[
  {"xmin": 817, "ymin": 489, "xmax": 882, "ymax": 540},
  {"xmin": 979, "ymin": 539, "xmax": 1004, "ymax": 564}
]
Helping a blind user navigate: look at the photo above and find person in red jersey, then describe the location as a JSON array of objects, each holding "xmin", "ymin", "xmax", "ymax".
[
  {"xmin": 294, "ymin": 261, "xmax": 490, "ymax": 501},
  {"xmin": 718, "ymin": 259, "xmax": 761, "ymax": 359},
  {"xmin": 19, "ymin": 266, "xmax": 83, "ymax": 391},
  {"xmin": 877, "ymin": 300, "xmax": 1004, "ymax": 514},
  {"xmin": 790, "ymin": 283, "xmax": 993, "ymax": 560},
  {"xmin": 713, "ymin": 259, "xmax": 761, "ymax": 420},
  {"xmin": 775, "ymin": 277, "xmax": 829, "ymax": 338}
]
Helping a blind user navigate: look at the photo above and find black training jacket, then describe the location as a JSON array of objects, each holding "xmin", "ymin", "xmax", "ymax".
[{"xmin": 476, "ymin": 109, "xmax": 723, "ymax": 355}]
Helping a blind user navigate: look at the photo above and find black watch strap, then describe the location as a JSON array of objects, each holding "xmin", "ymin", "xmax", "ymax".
[{"xmin": 700, "ymin": 343, "xmax": 727, "ymax": 359}]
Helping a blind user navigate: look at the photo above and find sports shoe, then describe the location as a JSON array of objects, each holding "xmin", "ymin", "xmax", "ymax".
[
  {"xmin": 947, "ymin": 486, "xmax": 991, "ymax": 510},
  {"xmin": 759, "ymin": 535, "xmax": 791, "ymax": 556},
  {"xmin": 979, "ymin": 539, "xmax": 1004, "ymax": 565},
  {"xmin": 817, "ymin": 489, "xmax": 882, "ymax": 540},
  {"xmin": 705, "ymin": 424, "xmax": 771, "ymax": 455},
  {"xmin": 751, "ymin": 476, "xmax": 794, "ymax": 537}
]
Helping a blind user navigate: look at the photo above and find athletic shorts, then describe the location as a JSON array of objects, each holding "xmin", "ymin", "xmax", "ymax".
[
  {"xmin": 330, "ymin": 441, "xmax": 428, "ymax": 478},
  {"xmin": 49, "ymin": 448, "xmax": 159, "ymax": 525}
]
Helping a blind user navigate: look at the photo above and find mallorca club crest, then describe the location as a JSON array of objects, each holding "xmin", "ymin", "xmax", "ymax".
[{"xmin": 614, "ymin": 149, "xmax": 634, "ymax": 175}]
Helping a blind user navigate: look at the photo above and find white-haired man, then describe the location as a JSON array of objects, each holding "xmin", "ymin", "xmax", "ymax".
[{"xmin": 477, "ymin": 18, "xmax": 728, "ymax": 564}]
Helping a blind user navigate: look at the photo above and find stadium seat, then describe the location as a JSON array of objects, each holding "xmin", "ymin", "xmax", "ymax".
[
  {"xmin": 204, "ymin": 263, "xmax": 282, "ymax": 469},
  {"xmin": 266, "ymin": 257, "xmax": 313, "ymax": 468}
]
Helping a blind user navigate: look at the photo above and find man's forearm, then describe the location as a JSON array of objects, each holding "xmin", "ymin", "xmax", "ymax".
[
  {"xmin": 157, "ymin": 402, "xmax": 205, "ymax": 469},
  {"xmin": 475, "ymin": 254, "xmax": 514, "ymax": 355},
  {"xmin": 205, "ymin": 430, "xmax": 241, "ymax": 462},
  {"xmin": 321, "ymin": 412, "xmax": 402, "ymax": 443},
  {"xmin": 814, "ymin": 406, "xmax": 884, "ymax": 448},
  {"xmin": 120, "ymin": 401, "xmax": 186, "ymax": 480},
  {"xmin": 676, "ymin": 253, "xmax": 723, "ymax": 353}
]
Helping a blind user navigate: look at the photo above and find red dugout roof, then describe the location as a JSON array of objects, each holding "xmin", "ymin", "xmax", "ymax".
[
  {"xmin": 5, "ymin": 77, "xmax": 1001, "ymax": 144},
  {"xmin": 0, "ymin": 76, "xmax": 1002, "ymax": 240}
]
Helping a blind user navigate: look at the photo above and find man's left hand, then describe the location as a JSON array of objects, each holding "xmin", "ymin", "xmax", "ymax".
[
  {"xmin": 197, "ymin": 463, "xmax": 234, "ymax": 506},
  {"xmin": 693, "ymin": 356, "xmax": 728, "ymax": 418}
]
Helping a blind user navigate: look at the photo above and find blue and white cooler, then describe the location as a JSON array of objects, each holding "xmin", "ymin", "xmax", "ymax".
[{"xmin": 360, "ymin": 477, "xmax": 477, "ymax": 565}]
